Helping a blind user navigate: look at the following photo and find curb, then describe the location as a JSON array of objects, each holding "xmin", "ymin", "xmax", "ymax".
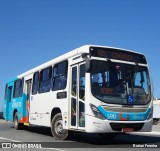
[{"xmin": 130, "ymin": 131, "xmax": 160, "ymax": 136}]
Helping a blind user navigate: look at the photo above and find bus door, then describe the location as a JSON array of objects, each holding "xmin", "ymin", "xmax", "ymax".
[
  {"xmin": 24, "ymin": 79, "xmax": 32, "ymax": 123},
  {"xmin": 70, "ymin": 63, "xmax": 85, "ymax": 130},
  {"xmin": 6, "ymin": 83, "xmax": 13, "ymax": 120}
]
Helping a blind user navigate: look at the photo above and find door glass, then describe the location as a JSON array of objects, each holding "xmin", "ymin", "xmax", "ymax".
[
  {"xmin": 27, "ymin": 80, "xmax": 31, "ymax": 101},
  {"xmin": 25, "ymin": 80, "xmax": 32, "ymax": 123},
  {"xmin": 72, "ymin": 67, "xmax": 77, "ymax": 96},
  {"xmin": 79, "ymin": 64, "xmax": 85, "ymax": 127},
  {"xmin": 71, "ymin": 65, "xmax": 85, "ymax": 128},
  {"xmin": 79, "ymin": 101, "xmax": 85, "ymax": 127},
  {"xmin": 71, "ymin": 98, "xmax": 76, "ymax": 126},
  {"xmin": 71, "ymin": 66, "xmax": 77, "ymax": 126},
  {"xmin": 79, "ymin": 64, "xmax": 85, "ymax": 100}
]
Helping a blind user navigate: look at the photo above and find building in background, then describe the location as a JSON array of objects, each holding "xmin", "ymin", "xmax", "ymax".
[{"xmin": 153, "ymin": 98, "xmax": 160, "ymax": 125}]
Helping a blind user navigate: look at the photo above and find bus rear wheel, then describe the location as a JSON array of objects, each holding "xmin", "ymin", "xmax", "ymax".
[
  {"xmin": 51, "ymin": 113, "xmax": 69, "ymax": 140},
  {"xmin": 14, "ymin": 112, "xmax": 23, "ymax": 130}
]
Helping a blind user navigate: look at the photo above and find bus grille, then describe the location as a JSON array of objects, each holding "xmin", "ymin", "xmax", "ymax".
[
  {"xmin": 110, "ymin": 123, "xmax": 144, "ymax": 131},
  {"xmin": 103, "ymin": 106, "xmax": 147, "ymax": 113}
]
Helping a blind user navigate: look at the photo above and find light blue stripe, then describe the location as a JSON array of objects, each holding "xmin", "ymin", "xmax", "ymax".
[{"xmin": 98, "ymin": 106, "xmax": 150, "ymax": 121}]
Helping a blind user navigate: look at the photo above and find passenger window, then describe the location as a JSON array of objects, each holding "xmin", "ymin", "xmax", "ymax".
[
  {"xmin": 52, "ymin": 61, "xmax": 68, "ymax": 91},
  {"xmin": 13, "ymin": 79, "xmax": 22, "ymax": 98},
  {"xmin": 39, "ymin": 67, "xmax": 52, "ymax": 93},
  {"xmin": 8, "ymin": 86, "xmax": 13, "ymax": 101},
  {"xmin": 32, "ymin": 72, "xmax": 39, "ymax": 95}
]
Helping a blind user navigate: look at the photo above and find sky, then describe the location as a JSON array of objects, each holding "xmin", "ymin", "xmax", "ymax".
[{"xmin": 0, "ymin": 0, "xmax": 160, "ymax": 111}]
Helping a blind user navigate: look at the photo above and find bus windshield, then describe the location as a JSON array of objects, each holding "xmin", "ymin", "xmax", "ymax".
[{"xmin": 91, "ymin": 60, "xmax": 151, "ymax": 105}]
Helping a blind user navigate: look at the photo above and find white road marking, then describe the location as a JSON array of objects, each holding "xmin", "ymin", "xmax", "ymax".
[
  {"xmin": 42, "ymin": 148, "xmax": 66, "ymax": 151},
  {"xmin": 0, "ymin": 137, "xmax": 21, "ymax": 142}
]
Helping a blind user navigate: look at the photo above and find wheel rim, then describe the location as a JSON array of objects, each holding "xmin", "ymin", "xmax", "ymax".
[{"xmin": 54, "ymin": 119, "xmax": 64, "ymax": 135}]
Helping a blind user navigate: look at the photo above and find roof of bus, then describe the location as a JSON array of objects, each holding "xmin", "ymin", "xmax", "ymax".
[{"xmin": 16, "ymin": 45, "xmax": 144, "ymax": 79}]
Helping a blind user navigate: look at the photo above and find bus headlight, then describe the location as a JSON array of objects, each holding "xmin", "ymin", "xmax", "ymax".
[
  {"xmin": 147, "ymin": 107, "xmax": 153, "ymax": 120},
  {"xmin": 90, "ymin": 104, "xmax": 105, "ymax": 120}
]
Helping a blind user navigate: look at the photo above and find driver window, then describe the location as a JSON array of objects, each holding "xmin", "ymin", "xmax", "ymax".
[{"xmin": 134, "ymin": 71, "xmax": 149, "ymax": 94}]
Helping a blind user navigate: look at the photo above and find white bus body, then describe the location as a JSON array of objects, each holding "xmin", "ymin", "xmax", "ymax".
[{"xmin": 3, "ymin": 45, "xmax": 153, "ymax": 140}]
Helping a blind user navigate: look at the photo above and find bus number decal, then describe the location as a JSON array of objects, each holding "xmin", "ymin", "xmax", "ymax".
[
  {"xmin": 12, "ymin": 102, "xmax": 21, "ymax": 108},
  {"xmin": 107, "ymin": 113, "xmax": 117, "ymax": 120}
]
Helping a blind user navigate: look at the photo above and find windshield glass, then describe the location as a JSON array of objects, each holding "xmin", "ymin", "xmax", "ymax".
[{"xmin": 91, "ymin": 60, "xmax": 151, "ymax": 105}]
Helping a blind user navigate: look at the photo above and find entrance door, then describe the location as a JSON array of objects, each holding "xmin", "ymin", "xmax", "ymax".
[
  {"xmin": 24, "ymin": 79, "xmax": 32, "ymax": 123},
  {"xmin": 70, "ymin": 63, "xmax": 86, "ymax": 130}
]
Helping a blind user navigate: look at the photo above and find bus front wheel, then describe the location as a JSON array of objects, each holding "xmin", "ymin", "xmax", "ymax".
[{"xmin": 51, "ymin": 113, "xmax": 69, "ymax": 140}]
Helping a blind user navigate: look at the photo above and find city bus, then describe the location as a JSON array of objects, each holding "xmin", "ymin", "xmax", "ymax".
[{"xmin": 3, "ymin": 45, "xmax": 153, "ymax": 140}]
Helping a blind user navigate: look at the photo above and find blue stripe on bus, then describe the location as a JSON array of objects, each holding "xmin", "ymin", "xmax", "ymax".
[{"xmin": 98, "ymin": 106, "xmax": 150, "ymax": 121}]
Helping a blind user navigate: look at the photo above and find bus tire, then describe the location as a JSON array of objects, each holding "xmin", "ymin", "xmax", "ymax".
[
  {"xmin": 51, "ymin": 113, "xmax": 69, "ymax": 140},
  {"xmin": 14, "ymin": 112, "xmax": 23, "ymax": 130}
]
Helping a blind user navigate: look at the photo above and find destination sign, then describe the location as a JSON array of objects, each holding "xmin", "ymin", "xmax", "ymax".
[{"xmin": 90, "ymin": 47, "xmax": 147, "ymax": 64}]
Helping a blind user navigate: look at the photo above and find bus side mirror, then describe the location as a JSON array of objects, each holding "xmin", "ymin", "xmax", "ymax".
[
  {"xmin": 81, "ymin": 53, "xmax": 91, "ymax": 73},
  {"xmin": 85, "ymin": 60, "xmax": 91, "ymax": 73},
  {"xmin": 150, "ymin": 76, "xmax": 154, "ymax": 97}
]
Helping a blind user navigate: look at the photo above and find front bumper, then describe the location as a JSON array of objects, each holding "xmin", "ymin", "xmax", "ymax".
[{"xmin": 85, "ymin": 114, "xmax": 153, "ymax": 133}]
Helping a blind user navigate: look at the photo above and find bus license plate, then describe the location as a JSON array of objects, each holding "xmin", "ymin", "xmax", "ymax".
[{"xmin": 122, "ymin": 128, "xmax": 134, "ymax": 132}]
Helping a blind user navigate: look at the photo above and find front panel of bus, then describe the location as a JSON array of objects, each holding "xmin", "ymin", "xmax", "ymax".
[{"xmin": 85, "ymin": 47, "xmax": 153, "ymax": 133}]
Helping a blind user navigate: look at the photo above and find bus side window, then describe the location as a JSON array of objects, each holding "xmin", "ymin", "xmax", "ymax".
[
  {"xmin": 19, "ymin": 78, "xmax": 24, "ymax": 97},
  {"xmin": 39, "ymin": 67, "xmax": 52, "ymax": 93},
  {"xmin": 13, "ymin": 79, "xmax": 23, "ymax": 98},
  {"xmin": 4, "ymin": 84, "xmax": 12, "ymax": 102},
  {"xmin": 4, "ymin": 84, "xmax": 8, "ymax": 100},
  {"xmin": 32, "ymin": 72, "xmax": 39, "ymax": 95},
  {"xmin": 8, "ymin": 86, "xmax": 13, "ymax": 102},
  {"xmin": 52, "ymin": 61, "xmax": 68, "ymax": 91}
]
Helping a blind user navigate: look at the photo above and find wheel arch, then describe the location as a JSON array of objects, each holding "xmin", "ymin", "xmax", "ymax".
[
  {"xmin": 13, "ymin": 109, "xmax": 18, "ymax": 122},
  {"xmin": 50, "ymin": 107, "xmax": 62, "ymax": 122}
]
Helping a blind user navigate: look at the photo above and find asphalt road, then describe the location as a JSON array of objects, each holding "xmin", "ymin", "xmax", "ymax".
[{"xmin": 0, "ymin": 119, "xmax": 160, "ymax": 151}]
